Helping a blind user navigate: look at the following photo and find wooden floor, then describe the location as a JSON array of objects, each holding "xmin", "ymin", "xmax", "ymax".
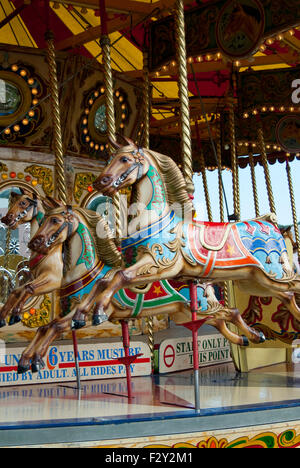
[{"xmin": 1, "ymin": 361, "xmax": 300, "ymax": 447}]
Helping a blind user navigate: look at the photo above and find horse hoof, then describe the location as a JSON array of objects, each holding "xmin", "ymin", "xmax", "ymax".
[
  {"xmin": 31, "ymin": 359, "xmax": 45, "ymax": 373},
  {"xmin": 71, "ymin": 319, "xmax": 86, "ymax": 330},
  {"xmin": 241, "ymin": 336, "xmax": 249, "ymax": 346},
  {"xmin": 92, "ymin": 313, "xmax": 108, "ymax": 326},
  {"xmin": 9, "ymin": 315, "xmax": 21, "ymax": 326},
  {"xmin": 17, "ymin": 364, "xmax": 30, "ymax": 374},
  {"xmin": 0, "ymin": 319, "xmax": 6, "ymax": 328}
]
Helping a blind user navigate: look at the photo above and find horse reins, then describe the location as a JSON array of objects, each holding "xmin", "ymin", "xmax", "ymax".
[{"xmin": 45, "ymin": 206, "xmax": 75, "ymax": 249}]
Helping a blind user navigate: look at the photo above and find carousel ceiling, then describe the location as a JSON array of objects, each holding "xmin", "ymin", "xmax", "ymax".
[{"xmin": 0, "ymin": 0, "xmax": 300, "ymax": 169}]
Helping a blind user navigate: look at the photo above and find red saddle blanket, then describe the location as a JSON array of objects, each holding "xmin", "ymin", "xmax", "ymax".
[
  {"xmin": 192, "ymin": 220, "xmax": 231, "ymax": 250},
  {"xmin": 187, "ymin": 221, "xmax": 260, "ymax": 277}
]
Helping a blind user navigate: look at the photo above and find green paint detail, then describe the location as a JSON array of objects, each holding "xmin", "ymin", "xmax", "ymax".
[
  {"xmin": 116, "ymin": 280, "xmax": 186, "ymax": 318},
  {"xmin": 36, "ymin": 211, "xmax": 44, "ymax": 226},
  {"xmin": 76, "ymin": 222, "xmax": 96, "ymax": 269},
  {"xmin": 146, "ymin": 165, "xmax": 166, "ymax": 216},
  {"xmin": 132, "ymin": 293, "xmax": 144, "ymax": 318}
]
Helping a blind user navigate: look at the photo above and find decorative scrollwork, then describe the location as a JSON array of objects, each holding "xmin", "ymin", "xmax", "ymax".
[
  {"xmin": 74, "ymin": 172, "xmax": 97, "ymax": 203},
  {"xmin": 25, "ymin": 165, "xmax": 54, "ymax": 196},
  {"xmin": 22, "ymin": 294, "xmax": 51, "ymax": 328}
]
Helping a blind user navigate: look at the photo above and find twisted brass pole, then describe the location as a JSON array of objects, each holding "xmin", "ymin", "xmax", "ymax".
[
  {"xmin": 285, "ymin": 157, "xmax": 300, "ymax": 261},
  {"xmin": 3, "ymin": 227, "xmax": 11, "ymax": 303},
  {"xmin": 248, "ymin": 151, "xmax": 260, "ymax": 218},
  {"xmin": 174, "ymin": 0, "xmax": 194, "ymax": 195},
  {"xmin": 100, "ymin": 34, "xmax": 121, "ymax": 240},
  {"xmin": 45, "ymin": 30, "xmax": 67, "ymax": 205},
  {"xmin": 228, "ymin": 97, "xmax": 240, "ymax": 220},
  {"xmin": 143, "ymin": 49, "xmax": 154, "ymax": 368},
  {"xmin": 216, "ymin": 124, "xmax": 224, "ymax": 223},
  {"xmin": 142, "ymin": 50, "xmax": 150, "ymax": 149},
  {"xmin": 199, "ymin": 149, "xmax": 212, "ymax": 222},
  {"xmin": 257, "ymin": 121, "xmax": 276, "ymax": 215}
]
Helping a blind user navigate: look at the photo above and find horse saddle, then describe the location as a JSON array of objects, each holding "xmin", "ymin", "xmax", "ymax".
[{"xmin": 192, "ymin": 221, "xmax": 232, "ymax": 251}]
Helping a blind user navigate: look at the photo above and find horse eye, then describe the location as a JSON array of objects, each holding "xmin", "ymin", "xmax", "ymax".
[
  {"xmin": 20, "ymin": 201, "xmax": 27, "ymax": 207},
  {"xmin": 51, "ymin": 218, "xmax": 60, "ymax": 224},
  {"xmin": 121, "ymin": 156, "xmax": 129, "ymax": 163}
]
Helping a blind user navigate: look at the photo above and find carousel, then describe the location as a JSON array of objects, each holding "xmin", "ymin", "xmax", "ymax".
[{"xmin": 0, "ymin": 0, "xmax": 299, "ymax": 449}]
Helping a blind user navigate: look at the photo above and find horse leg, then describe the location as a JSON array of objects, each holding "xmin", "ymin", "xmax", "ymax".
[
  {"xmin": 18, "ymin": 321, "xmax": 54, "ymax": 373},
  {"xmin": 31, "ymin": 313, "xmax": 74, "ymax": 373},
  {"xmin": 215, "ymin": 308, "xmax": 265, "ymax": 344},
  {"xmin": 207, "ymin": 317, "xmax": 250, "ymax": 347},
  {"xmin": 71, "ymin": 279, "xmax": 107, "ymax": 329},
  {"xmin": 169, "ymin": 304, "xmax": 249, "ymax": 347},
  {"xmin": 1, "ymin": 274, "xmax": 61, "ymax": 327},
  {"xmin": 0, "ymin": 287, "xmax": 26, "ymax": 327},
  {"xmin": 92, "ymin": 257, "xmax": 184, "ymax": 325}
]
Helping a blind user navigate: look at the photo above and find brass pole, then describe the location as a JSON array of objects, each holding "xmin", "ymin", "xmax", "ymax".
[
  {"xmin": 248, "ymin": 151, "xmax": 260, "ymax": 218},
  {"xmin": 216, "ymin": 124, "xmax": 224, "ymax": 223},
  {"xmin": 195, "ymin": 120, "xmax": 212, "ymax": 222},
  {"xmin": 257, "ymin": 120, "xmax": 276, "ymax": 215},
  {"xmin": 99, "ymin": 0, "xmax": 121, "ymax": 241},
  {"xmin": 174, "ymin": 0, "xmax": 194, "ymax": 195},
  {"xmin": 143, "ymin": 48, "xmax": 154, "ymax": 368},
  {"xmin": 142, "ymin": 49, "xmax": 150, "ymax": 149},
  {"xmin": 285, "ymin": 157, "xmax": 300, "ymax": 261},
  {"xmin": 45, "ymin": 30, "xmax": 67, "ymax": 205},
  {"xmin": 228, "ymin": 97, "xmax": 240, "ymax": 220}
]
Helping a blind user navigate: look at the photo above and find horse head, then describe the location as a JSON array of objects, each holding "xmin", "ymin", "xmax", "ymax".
[
  {"xmin": 28, "ymin": 197, "xmax": 79, "ymax": 255},
  {"xmin": 1, "ymin": 187, "xmax": 40, "ymax": 230},
  {"xmin": 93, "ymin": 136, "xmax": 150, "ymax": 196}
]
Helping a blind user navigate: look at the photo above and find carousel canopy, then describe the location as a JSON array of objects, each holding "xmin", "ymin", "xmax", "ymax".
[{"xmin": 0, "ymin": 0, "xmax": 300, "ymax": 170}]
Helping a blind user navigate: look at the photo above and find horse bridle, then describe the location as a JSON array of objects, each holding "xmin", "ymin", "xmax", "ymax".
[
  {"xmin": 45, "ymin": 206, "xmax": 76, "ymax": 248},
  {"xmin": 112, "ymin": 148, "xmax": 146, "ymax": 189},
  {"xmin": 15, "ymin": 196, "xmax": 38, "ymax": 223}
]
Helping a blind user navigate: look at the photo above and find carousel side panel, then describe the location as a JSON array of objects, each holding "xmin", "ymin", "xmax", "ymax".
[
  {"xmin": 229, "ymin": 234, "xmax": 299, "ymax": 371},
  {"xmin": 0, "ymin": 43, "xmax": 167, "ymax": 346}
]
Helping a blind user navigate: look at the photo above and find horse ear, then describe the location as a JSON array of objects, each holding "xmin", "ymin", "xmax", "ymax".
[
  {"xmin": 42, "ymin": 196, "xmax": 64, "ymax": 211},
  {"xmin": 10, "ymin": 191, "xmax": 20, "ymax": 201},
  {"xmin": 118, "ymin": 135, "xmax": 138, "ymax": 149},
  {"xmin": 20, "ymin": 187, "xmax": 34, "ymax": 197},
  {"xmin": 107, "ymin": 136, "xmax": 122, "ymax": 150}
]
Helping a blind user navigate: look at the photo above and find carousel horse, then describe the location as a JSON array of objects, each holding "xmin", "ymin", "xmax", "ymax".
[
  {"xmin": 18, "ymin": 198, "xmax": 265, "ymax": 374},
  {"xmin": 69, "ymin": 137, "xmax": 300, "ymax": 329},
  {"xmin": 0, "ymin": 188, "xmax": 63, "ymax": 327}
]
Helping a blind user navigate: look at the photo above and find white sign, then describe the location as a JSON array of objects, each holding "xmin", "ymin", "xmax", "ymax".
[
  {"xmin": 0, "ymin": 341, "xmax": 151, "ymax": 387},
  {"xmin": 159, "ymin": 334, "xmax": 231, "ymax": 373}
]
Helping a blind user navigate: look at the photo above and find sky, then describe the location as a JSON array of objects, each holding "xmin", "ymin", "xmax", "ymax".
[{"xmin": 193, "ymin": 158, "xmax": 300, "ymax": 227}]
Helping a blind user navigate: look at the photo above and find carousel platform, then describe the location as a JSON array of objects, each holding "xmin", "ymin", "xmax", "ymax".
[{"xmin": 1, "ymin": 362, "xmax": 300, "ymax": 448}]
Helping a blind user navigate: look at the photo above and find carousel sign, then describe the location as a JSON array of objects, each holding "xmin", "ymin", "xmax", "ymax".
[{"xmin": 0, "ymin": 341, "xmax": 151, "ymax": 386}]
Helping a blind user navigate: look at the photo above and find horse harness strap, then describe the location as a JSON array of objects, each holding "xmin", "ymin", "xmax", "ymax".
[
  {"xmin": 15, "ymin": 196, "xmax": 38, "ymax": 223},
  {"xmin": 113, "ymin": 148, "xmax": 145, "ymax": 189},
  {"xmin": 46, "ymin": 206, "xmax": 75, "ymax": 248}
]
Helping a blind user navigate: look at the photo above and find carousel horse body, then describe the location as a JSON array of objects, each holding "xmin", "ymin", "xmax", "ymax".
[
  {"xmin": 19, "ymin": 199, "xmax": 264, "ymax": 374},
  {"xmin": 79, "ymin": 139, "xmax": 300, "ymax": 327},
  {"xmin": 0, "ymin": 189, "xmax": 63, "ymax": 327}
]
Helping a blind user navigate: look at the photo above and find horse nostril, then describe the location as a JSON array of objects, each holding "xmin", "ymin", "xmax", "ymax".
[
  {"xmin": 28, "ymin": 235, "xmax": 44, "ymax": 250},
  {"xmin": 1, "ymin": 214, "xmax": 13, "ymax": 225}
]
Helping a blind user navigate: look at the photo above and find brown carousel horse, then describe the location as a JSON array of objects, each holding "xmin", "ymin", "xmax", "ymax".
[
  {"xmin": 67, "ymin": 138, "xmax": 300, "ymax": 330},
  {"xmin": 0, "ymin": 188, "xmax": 64, "ymax": 327},
  {"xmin": 18, "ymin": 197, "xmax": 265, "ymax": 374}
]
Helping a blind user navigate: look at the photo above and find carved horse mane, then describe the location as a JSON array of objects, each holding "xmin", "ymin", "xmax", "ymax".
[
  {"xmin": 147, "ymin": 148, "xmax": 194, "ymax": 216},
  {"xmin": 46, "ymin": 206, "xmax": 122, "ymax": 268},
  {"xmin": 110, "ymin": 140, "xmax": 194, "ymax": 217}
]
